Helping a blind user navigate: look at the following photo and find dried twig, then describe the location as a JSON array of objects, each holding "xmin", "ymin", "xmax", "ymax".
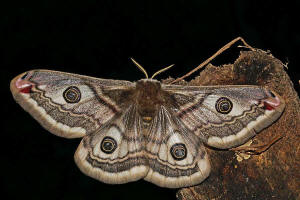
[{"xmin": 171, "ymin": 37, "xmax": 254, "ymax": 84}]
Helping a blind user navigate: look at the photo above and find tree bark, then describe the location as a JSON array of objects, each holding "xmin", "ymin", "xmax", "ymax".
[{"xmin": 175, "ymin": 50, "xmax": 300, "ymax": 200}]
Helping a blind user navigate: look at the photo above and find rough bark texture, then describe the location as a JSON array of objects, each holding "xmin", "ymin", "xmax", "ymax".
[{"xmin": 174, "ymin": 50, "xmax": 300, "ymax": 200}]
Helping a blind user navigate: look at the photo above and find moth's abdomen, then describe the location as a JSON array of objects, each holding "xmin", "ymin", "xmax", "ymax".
[{"xmin": 135, "ymin": 79, "xmax": 166, "ymax": 122}]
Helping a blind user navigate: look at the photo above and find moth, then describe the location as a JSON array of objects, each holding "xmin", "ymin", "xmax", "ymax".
[{"xmin": 10, "ymin": 61, "xmax": 285, "ymax": 188}]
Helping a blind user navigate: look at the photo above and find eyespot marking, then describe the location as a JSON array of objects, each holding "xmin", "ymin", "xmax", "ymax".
[
  {"xmin": 269, "ymin": 90, "xmax": 276, "ymax": 98},
  {"xmin": 170, "ymin": 143, "xmax": 187, "ymax": 160},
  {"xmin": 101, "ymin": 136, "xmax": 117, "ymax": 154},
  {"xmin": 215, "ymin": 97, "xmax": 233, "ymax": 114},
  {"xmin": 63, "ymin": 86, "xmax": 81, "ymax": 103},
  {"xmin": 16, "ymin": 72, "xmax": 33, "ymax": 93},
  {"xmin": 20, "ymin": 72, "xmax": 29, "ymax": 80}
]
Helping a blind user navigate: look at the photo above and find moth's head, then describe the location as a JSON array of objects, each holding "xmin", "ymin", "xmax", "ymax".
[
  {"xmin": 136, "ymin": 79, "xmax": 162, "ymax": 93},
  {"xmin": 10, "ymin": 71, "xmax": 35, "ymax": 94}
]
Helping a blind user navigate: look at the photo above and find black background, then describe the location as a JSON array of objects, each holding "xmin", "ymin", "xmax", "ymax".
[{"xmin": 2, "ymin": 1, "xmax": 299, "ymax": 200}]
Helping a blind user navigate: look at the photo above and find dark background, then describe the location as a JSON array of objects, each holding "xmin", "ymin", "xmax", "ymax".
[{"xmin": 2, "ymin": 0, "xmax": 299, "ymax": 200}]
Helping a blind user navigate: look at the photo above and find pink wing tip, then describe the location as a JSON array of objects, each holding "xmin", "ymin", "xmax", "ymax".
[
  {"xmin": 262, "ymin": 90, "xmax": 283, "ymax": 111},
  {"xmin": 13, "ymin": 71, "xmax": 35, "ymax": 93}
]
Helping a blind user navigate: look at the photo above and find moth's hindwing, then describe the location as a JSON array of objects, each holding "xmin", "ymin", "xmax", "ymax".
[
  {"xmin": 143, "ymin": 106, "xmax": 211, "ymax": 188},
  {"xmin": 74, "ymin": 105, "xmax": 149, "ymax": 184}
]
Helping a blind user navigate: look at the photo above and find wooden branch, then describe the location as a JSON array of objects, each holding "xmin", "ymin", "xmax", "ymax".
[{"xmin": 175, "ymin": 50, "xmax": 300, "ymax": 200}]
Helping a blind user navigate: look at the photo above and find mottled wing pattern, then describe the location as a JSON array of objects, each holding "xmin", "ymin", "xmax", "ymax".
[
  {"xmin": 163, "ymin": 85, "xmax": 285, "ymax": 149},
  {"xmin": 10, "ymin": 70, "xmax": 134, "ymax": 138},
  {"xmin": 74, "ymin": 104, "xmax": 210, "ymax": 188},
  {"xmin": 74, "ymin": 105, "xmax": 149, "ymax": 184},
  {"xmin": 144, "ymin": 106, "xmax": 210, "ymax": 188},
  {"xmin": 10, "ymin": 69, "xmax": 285, "ymax": 188}
]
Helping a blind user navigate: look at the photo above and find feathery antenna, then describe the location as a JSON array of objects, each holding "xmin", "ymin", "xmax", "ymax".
[
  {"xmin": 130, "ymin": 58, "xmax": 149, "ymax": 79},
  {"xmin": 151, "ymin": 64, "xmax": 174, "ymax": 79},
  {"xmin": 130, "ymin": 58, "xmax": 174, "ymax": 79}
]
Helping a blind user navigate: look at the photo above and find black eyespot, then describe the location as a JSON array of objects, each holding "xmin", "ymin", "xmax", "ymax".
[
  {"xmin": 100, "ymin": 136, "xmax": 117, "ymax": 154},
  {"xmin": 215, "ymin": 97, "xmax": 233, "ymax": 114},
  {"xmin": 21, "ymin": 72, "xmax": 29, "ymax": 80},
  {"xmin": 63, "ymin": 86, "xmax": 81, "ymax": 103},
  {"xmin": 170, "ymin": 143, "xmax": 187, "ymax": 160},
  {"xmin": 269, "ymin": 90, "xmax": 276, "ymax": 98}
]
